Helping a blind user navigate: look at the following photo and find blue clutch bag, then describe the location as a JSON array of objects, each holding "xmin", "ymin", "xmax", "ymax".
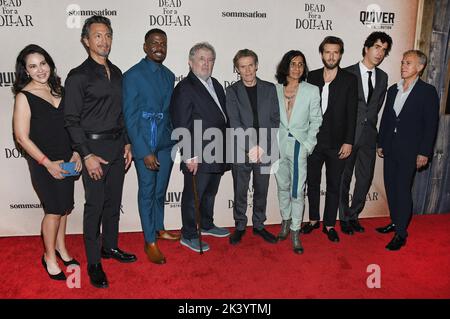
[{"xmin": 60, "ymin": 162, "xmax": 80, "ymax": 177}]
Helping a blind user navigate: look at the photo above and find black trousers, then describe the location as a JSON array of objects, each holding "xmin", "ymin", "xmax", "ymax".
[
  {"xmin": 181, "ymin": 172, "xmax": 221, "ymax": 239},
  {"xmin": 232, "ymin": 163, "xmax": 270, "ymax": 231},
  {"xmin": 339, "ymin": 139, "xmax": 376, "ymax": 222},
  {"xmin": 307, "ymin": 146, "xmax": 346, "ymax": 227},
  {"xmin": 384, "ymin": 154, "xmax": 416, "ymax": 238},
  {"xmin": 82, "ymin": 139, "xmax": 125, "ymax": 264}
]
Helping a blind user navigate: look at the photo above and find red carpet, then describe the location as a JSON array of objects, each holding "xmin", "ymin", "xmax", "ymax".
[{"xmin": 0, "ymin": 214, "xmax": 449, "ymax": 299}]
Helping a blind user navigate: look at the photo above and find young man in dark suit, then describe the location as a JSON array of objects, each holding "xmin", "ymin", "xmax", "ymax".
[
  {"xmin": 302, "ymin": 36, "xmax": 358, "ymax": 243},
  {"xmin": 170, "ymin": 42, "xmax": 230, "ymax": 253},
  {"xmin": 339, "ymin": 32, "xmax": 392, "ymax": 235},
  {"xmin": 377, "ymin": 50, "xmax": 439, "ymax": 251}
]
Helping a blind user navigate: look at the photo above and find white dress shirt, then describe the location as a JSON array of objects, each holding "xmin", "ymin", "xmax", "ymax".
[
  {"xmin": 359, "ymin": 61, "xmax": 376, "ymax": 103},
  {"xmin": 393, "ymin": 77, "xmax": 419, "ymax": 117},
  {"xmin": 321, "ymin": 82, "xmax": 331, "ymax": 114},
  {"xmin": 196, "ymin": 75, "xmax": 227, "ymax": 121}
]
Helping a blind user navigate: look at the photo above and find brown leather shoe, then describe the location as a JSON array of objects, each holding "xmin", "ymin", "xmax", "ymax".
[
  {"xmin": 157, "ymin": 230, "xmax": 181, "ymax": 241},
  {"xmin": 144, "ymin": 242, "xmax": 166, "ymax": 264}
]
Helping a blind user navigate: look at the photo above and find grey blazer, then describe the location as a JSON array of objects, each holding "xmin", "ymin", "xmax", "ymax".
[
  {"xmin": 344, "ymin": 63, "xmax": 388, "ymax": 146},
  {"xmin": 225, "ymin": 78, "xmax": 280, "ymax": 164}
]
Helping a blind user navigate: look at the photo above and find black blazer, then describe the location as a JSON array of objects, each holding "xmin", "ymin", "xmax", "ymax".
[
  {"xmin": 307, "ymin": 67, "xmax": 358, "ymax": 149},
  {"xmin": 170, "ymin": 71, "xmax": 229, "ymax": 174},
  {"xmin": 378, "ymin": 79, "xmax": 439, "ymax": 162},
  {"xmin": 225, "ymin": 78, "xmax": 280, "ymax": 164},
  {"xmin": 344, "ymin": 63, "xmax": 388, "ymax": 146}
]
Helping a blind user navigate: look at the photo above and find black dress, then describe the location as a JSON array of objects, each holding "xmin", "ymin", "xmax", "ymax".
[{"xmin": 22, "ymin": 91, "xmax": 74, "ymax": 215}]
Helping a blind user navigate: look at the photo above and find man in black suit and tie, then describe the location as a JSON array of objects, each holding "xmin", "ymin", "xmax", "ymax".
[
  {"xmin": 339, "ymin": 32, "xmax": 393, "ymax": 235},
  {"xmin": 225, "ymin": 49, "xmax": 280, "ymax": 245},
  {"xmin": 377, "ymin": 50, "xmax": 439, "ymax": 251},
  {"xmin": 302, "ymin": 36, "xmax": 358, "ymax": 243},
  {"xmin": 170, "ymin": 42, "xmax": 230, "ymax": 253}
]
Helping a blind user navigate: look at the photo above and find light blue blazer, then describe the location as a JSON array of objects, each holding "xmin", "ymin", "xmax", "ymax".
[{"xmin": 276, "ymin": 82, "xmax": 322, "ymax": 155}]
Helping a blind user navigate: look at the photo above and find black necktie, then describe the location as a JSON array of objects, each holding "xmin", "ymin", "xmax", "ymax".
[{"xmin": 367, "ymin": 71, "xmax": 373, "ymax": 104}]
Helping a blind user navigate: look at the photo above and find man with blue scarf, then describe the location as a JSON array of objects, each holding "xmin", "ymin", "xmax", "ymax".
[{"xmin": 123, "ymin": 28, "xmax": 179, "ymax": 265}]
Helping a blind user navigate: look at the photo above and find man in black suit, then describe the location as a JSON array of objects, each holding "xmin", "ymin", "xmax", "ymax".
[
  {"xmin": 64, "ymin": 16, "xmax": 137, "ymax": 289},
  {"xmin": 377, "ymin": 50, "xmax": 439, "ymax": 251},
  {"xmin": 170, "ymin": 42, "xmax": 230, "ymax": 253},
  {"xmin": 225, "ymin": 49, "xmax": 280, "ymax": 245},
  {"xmin": 339, "ymin": 32, "xmax": 392, "ymax": 235},
  {"xmin": 302, "ymin": 36, "xmax": 358, "ymax": 243}
]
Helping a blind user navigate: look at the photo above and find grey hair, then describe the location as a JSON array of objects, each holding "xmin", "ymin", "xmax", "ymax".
[
  {"xmin": 189, "ymin": 42, "xmax": 216, "ymax": 60},
  {"xmin": 404, "ymin": 49, "xmax": 427, "ymax": 76}
]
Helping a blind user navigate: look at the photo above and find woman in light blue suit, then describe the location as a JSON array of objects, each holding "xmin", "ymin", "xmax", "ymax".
[{"xmin": 275, "ymin": 50, "xmax": 322, "ymax": 254}]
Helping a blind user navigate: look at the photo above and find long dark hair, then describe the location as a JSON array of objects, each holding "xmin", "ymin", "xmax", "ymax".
[
  {"xmin": 275, "ymin": 50, "xmax": 309, "ymax": 85},
  {"xmin": 13, "ymin": 44, "xmax": 62, "ymax": 97}
]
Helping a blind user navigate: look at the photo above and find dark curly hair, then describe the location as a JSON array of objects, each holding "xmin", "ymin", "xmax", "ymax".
[
  {"xmin": 275, "ymin": 50, "xmax": 308, "ymax": 85},
  {"xmin": 362, "ymin": 31, "xmax": 393, "ymax": 57},
  {"xmin": 13, "ymin": 44, "xmax": 62, "ymax": 97}
]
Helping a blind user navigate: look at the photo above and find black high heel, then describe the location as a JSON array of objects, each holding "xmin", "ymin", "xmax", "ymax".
[
  {"xmin": 41, "ymin": 255, "xmax": 66, "ymax": 281},
  {"xmin": 55, "ymin": 250, "xmax": 80, "ymax": 266}
]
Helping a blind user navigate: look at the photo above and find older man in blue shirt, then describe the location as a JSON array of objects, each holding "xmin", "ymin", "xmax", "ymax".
[{"xmin": 123, "ymin": 28, "xmax": 179, "ymax": 264}]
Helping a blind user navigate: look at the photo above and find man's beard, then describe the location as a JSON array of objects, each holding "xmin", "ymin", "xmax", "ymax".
[{"xmin": 322, "ymin": 57, "xmax": 341, "ymax": 70}]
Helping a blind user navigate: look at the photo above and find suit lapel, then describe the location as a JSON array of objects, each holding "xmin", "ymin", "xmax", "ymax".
[
  {"xmin": 277, "ymin": 84, "xmax": 288, "ymax": 125},
  {"xmin": 237, "ymin": 81, "xmax": 252, "ymax": 114},
  {"xmin": 386, "ymin": 86, "xmax": 398, "ymax": 117},
  {"xmin": 370, "ymin": 67, "xmax": 384, "ymax": 106},
  {"xmin": 289, "ymin": 81, "xmax": 306, "ymax": 121},
  {"xmin": 212, "ymin": 78, "xmax": 227, "ymax": 121},
  {"xmin": 188, "ymin": 72, "xmax": 226, "ymax": 122},
  {"xmin": 327, "ymin": 68, "xmax": 341, "ymax": 113},
  {"xmin": 397, "ymin": 79, "xmax": 421, "ymax": 117},
  {"xmin": 256, "ymin": 79, "xmax": 267, "ymax": 124},
  {"xmin": 352, "ymin": 64, "xmax": 367, "ymax": 106}
]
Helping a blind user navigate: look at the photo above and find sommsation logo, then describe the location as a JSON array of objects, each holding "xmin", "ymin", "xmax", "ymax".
[
  {"xmin": 221, "ymin": 10, "xmax": 267, "ymax": 19},
  {"xmin": 66, "ymin": 4, "xmax": 117, "ymax": 29}
]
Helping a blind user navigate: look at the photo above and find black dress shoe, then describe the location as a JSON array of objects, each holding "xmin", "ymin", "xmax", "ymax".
[
  {"xmin": 323, "ymin": 227, "xmax": 340, "ymax": 242},
  {"xmin": 340, "ymin": 221, "xmax": 354, "ymax": 235},
  {"xmin": 253, "ymin": 228, "xmax": 277, "ymax": 244},
  {"xmin": 87, "ymin": 263, "xmax": 108, "ymax": 288},
  {"xmin": 101, "ymin": 247, "xmax": 137, "ymax": 263},
  {"xmin": 299, "ymin": 221, "xmax": 320, "ymax": 234},
  {"xmin": 55, "ymin": 250, "xmax": 80, "ymax": 266},
  {"xmin": 349, "ymin": 219, "xmax": 365, "ymax": 233},
  {"xmin": 229, "ymin": 229, "xmax": 245, "ymax": 245},
  {"xmin": 376, "ymin": 223, "xmax": 396, "ymax": 234},
  {"xmin": 385, "ymin": 234, "xmax": 406, "ymax": 251},
  {"xmin": 41, "ymin": 255, "xmax": 66, "ymax": 281}
]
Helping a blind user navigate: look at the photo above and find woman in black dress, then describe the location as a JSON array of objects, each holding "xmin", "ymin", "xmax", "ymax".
[{"xmin": 13, "ymin": 44, "xmax": 82, "ymax": 281}]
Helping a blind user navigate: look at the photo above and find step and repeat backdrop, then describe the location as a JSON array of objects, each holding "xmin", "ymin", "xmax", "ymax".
[{"xmin": 0, "ymin": 0, "xmax": 418, "ymax": 236}]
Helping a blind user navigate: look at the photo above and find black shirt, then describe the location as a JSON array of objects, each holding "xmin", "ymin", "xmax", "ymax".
[
  {"xmin": 245, "ymin": 84, "xmax": 259, "ymax": 142},
  {"xmin": 64, "ymin": 56, "xmax": 129, "ymax": 157}
]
